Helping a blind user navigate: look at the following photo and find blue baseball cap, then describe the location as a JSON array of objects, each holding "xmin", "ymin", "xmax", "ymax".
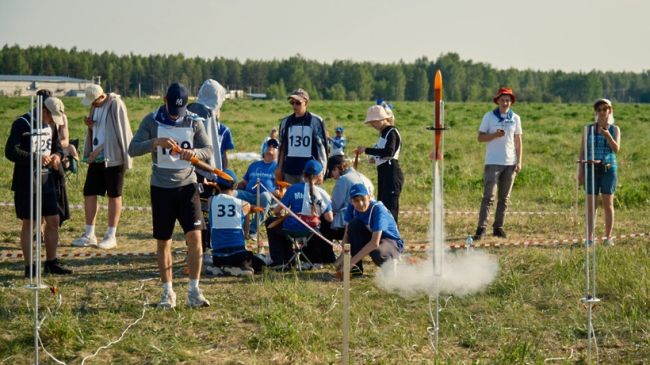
[
  {"xmin": 217, "ymin": 169, "xmax": 237, "ymax": 188},
  {"xmin": 335, "ymin": 127, "xmax": 343, "ymax": 133},
  {"xmin": 349, "ymin": 183, "xmax": 369, "ymax": 199},
  {"xmin": 303, "ymin": 160, "xmax": 323, "ymax": 175},
  {"xmin": 165, "ymin": 82, "xmax": 189, "ymax": 117}
]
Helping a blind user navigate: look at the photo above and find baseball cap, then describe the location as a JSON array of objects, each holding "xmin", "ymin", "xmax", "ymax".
[
  {"xmin": 493, "ymin": 87, "xmax": 516, "ymax": 104},
  {"xmin": 44, "ymin": 97, "xmax": 65, "ymax": 126},
  {"xmin": 349, "ymin": 183, "xmax": 369, "ymax": 199},
  {"xmin": 82, "ymin": 84, "xmax": 104, "ymax": 106},
  {"xmin": 217, "ymin": 169, "xmax": 237, "ymax": 188},
  {"xmin": 288, "ymin": 88, "xmax": 310, "ymax": 103},
  {"xmin": 165, "ymin": 82, "xmax": 189, "ymax": 117},
  {"xmin": 303, "ymin": 160, "xmax": 323, "ymax": 175},
  {"xmin": 335, "ymin": 127, "xmax": 344, "ymax": 133},
  {"xmin": 266, "ymin": 138, "xmax": 280, "ymax": 148}
]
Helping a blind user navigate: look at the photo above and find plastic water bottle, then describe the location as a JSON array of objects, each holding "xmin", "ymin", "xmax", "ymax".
[{"xmin": 465, "ymin": 234, "xmax": 474, "ymax": 251}]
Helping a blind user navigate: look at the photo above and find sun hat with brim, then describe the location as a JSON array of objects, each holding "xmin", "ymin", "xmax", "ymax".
[
  {"xmin": 593, "ymin": 98, "xmax": 612, "ymax": 110},
  {"xmin": 82, "ymin": 84, "xmax": 104, "ymax": 106},
  {"xmin": 44, "ymin": 97, "xmax": 65, "ymax": 126},
  {"xmin": 288, "ymin": 88, "xmax": 310, "ymax": 103},
  {"xmin": 364, "ymin": 105, "xmax": 392, "ymax": 123},
  {"xmin": 493, "ymin": 87, "xmax": 516, "ymax": 104},
  {"xmin": 349, "ymin": 183, "xmax": 369, "ymax": 199}
]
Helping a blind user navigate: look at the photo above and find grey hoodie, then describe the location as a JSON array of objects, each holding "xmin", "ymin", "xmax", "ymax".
[{"xmin": 83, "ymin": 93, "xmax": 133, "ymax": 169}]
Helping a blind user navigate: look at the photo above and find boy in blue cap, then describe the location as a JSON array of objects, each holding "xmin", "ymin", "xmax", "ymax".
[
  {"xmin": 336, "ymin": 183, "xmax": 403, "ymax": 276},
  {"xmin": 329, "ymin": 127, "xmax": 346, "ymax": 156}
]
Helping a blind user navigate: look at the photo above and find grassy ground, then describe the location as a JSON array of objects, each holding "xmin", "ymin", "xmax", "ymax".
[{"xmin": 0, "ymin": 97, "xmax": 649, "ymax": 363}]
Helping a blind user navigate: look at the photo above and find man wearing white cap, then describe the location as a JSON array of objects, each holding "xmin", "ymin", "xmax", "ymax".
[
  {"xmin": 277, "ymin": 88, "xmax": 328, "ymax": 184},
  {"xmin": 72, "ymin": 84, "xmax": 133, "ymax": 249},
  {"xmin": 5, "ymin": 96, "xmax": 73, "ymax": 277}
]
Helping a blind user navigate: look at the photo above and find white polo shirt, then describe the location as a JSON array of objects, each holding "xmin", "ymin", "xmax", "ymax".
[{"xmin": 478, "ymin": 109, "xmax": 522, "ymax": 166}]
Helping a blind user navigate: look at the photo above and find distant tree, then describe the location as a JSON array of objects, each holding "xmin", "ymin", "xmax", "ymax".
[
  {"xmin": 266, "ymin": 79, "xmax": 287, "ymax": 100},
  {"xmin": 327, "ymin": 82, "xmax": 347, "ymax": 100}
]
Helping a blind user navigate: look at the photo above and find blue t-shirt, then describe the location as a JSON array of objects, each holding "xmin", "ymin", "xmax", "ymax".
[
  {"xmin": 209, "ymin": 194, "xmax": 246, "ymax": 257},
  {"xmin": 218, "ymin": 123, "xmax": 235, "ymax": 154},
  {"xmin": 344, "ymin": 200, "xmax": 404, "ymax": 251},
  {"xmin": 281, "ymin": 182, "xmax": 332, "ymax": 232},
  {"xmin": 243, "ymin": 160, "xmax": 278, "ymax": 193}
]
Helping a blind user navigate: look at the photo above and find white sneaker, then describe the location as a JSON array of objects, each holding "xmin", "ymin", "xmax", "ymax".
[
  {"xmin": 187, "ymin": 288, "xmax": 210, "ymax": 308},
  {"xmin": 72, "ymin": 233, "xmax": 97, "ymax": 247},
  {"xmin": 97, "ymin": 235, "xmax": 117, "ymax": 249},
  {"xmin": 204, "ymin": 265, "xmax": 224, "ymax": 276},
  {"xmin": 158, "ymin": 289, "xmax": 177, "ymax": 309},
  {"xmin": 604, "ymin": 238, "xmax": 615, "ymax": 246},
  {"xmin": 222, "ymin": 266, "xmax": 254, "ymax": 277}
]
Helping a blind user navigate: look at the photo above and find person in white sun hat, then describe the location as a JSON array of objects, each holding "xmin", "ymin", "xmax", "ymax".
[
  {"xmin": 72, "ymin": 84, "xmax": 133, "ymax": 250},
  {"xmin": 354, "ymin": 100, "xmax": 404, "ymax": 224},
  {"xmin": 578, "ymin": 98, "xmax": 620, "ymax": 246}
]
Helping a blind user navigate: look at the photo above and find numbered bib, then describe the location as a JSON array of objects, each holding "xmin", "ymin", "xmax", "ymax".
[
  {"xmin": 287, "ymin": 125, "xmax": 313, "ymax": 157},
  {"xmin": 156, "ymin": 126, "xmax": 193, "ymax": 169},
  {"xmin": 210, "ymin": 195, "xmax": 243, "ymax": 229},
  {"xmin": 31, "ymin": 127, "xmax": 53, "ymax": 157}
]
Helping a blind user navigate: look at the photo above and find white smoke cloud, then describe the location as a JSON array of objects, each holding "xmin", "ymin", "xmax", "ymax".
[{"xmin": 374, "ymin": 250, "xmax": 499, "ymax": 298}]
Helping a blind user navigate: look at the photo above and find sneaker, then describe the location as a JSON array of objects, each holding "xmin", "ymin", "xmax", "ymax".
[
  {"xmin": 204, "ymin": 265, "xmax": 224, "ymax": 276},
  {"xmin": 312, "ymin": 263, "xmax": 324, "ymax": 270},
  {"xmin": 187, "ymin": 288, "xmax": 210, "ymax": 308},
  {"xmin": 72, "ymin": 233, "xmax": 97, "ymax": 247},
  {"xmin": 493, "ymin": 227, "xmax": 507, "ymax": 238},
  {"xmin": 584, "ymin": 239, "xmax": 594, "ymax": 247},
  {"xmin": 202, "ymin": 251, "xmax": 213, "ymax": 266},
  {"xmin": 97, "ymin": 235, "xmax": 117, "ymax": 249},
  {"xmin": 255, "ymin": 253, "xmax": 273, "ymax": 266},
  {"xmin": 472, "ymin": 227, "xmax": 486, "ymax": 241},
  {"xmin": 43, "ymin": 259, "xmax": 73, "ymax": 275},
  {"xmin": 604, "ymin": 238, "xmax": 615, "ymax": 246},
  {"xmin": 222, "ymin": 265, "xmax": 254, "ymax": 277},
  {"xmin": 350, "ymin": 265, "xmax": 364, "ymax": 278},
  {"xmin": 158, "ymin": 289, "xmax": 177, "ymax": 309}
]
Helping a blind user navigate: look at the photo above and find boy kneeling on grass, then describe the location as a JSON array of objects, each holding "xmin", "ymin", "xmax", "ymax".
[
  {"xmin": 208, "ymin": 169, "xmax": 266, "ymax": 276},
  {"xmin": 336, "ymin": 183, "xmax": 403, "ymax": 277}
]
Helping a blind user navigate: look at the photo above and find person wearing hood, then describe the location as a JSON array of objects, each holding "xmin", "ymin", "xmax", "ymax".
[
  {"xmin": 72, "ymin": 84, "xmax": 133, "ymax": 250},
  {"xmin": 578, "ymin": 98, "xmax": 621, "ymax": 246},
  {"xmin": 5, "ymin": 96, "xmax": 73, "ymax": 277},
  {"xmin": 128, "ymin": 83, "xmax": 212, "ymax": 309},
  {"xmin": 187, "ymin": 79, "xmax": 234, "ymax": 170}
]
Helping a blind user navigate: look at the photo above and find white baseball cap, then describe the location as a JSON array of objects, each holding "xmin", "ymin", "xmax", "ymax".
[
  {"xmin": 44, "ymin": 97, "xmax": 65, "ymax": 126},
  {"xmin": 82, "ymin": 84, "xmax": 104, "ymax": 106}
]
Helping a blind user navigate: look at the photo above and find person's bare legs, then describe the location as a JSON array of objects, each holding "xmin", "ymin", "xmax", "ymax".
[
  {"xmin": 84, "ymin": 195, "xmax": 99, "ymax": 225},
  {"xmin": 43, "ymin": 215, "xmax": 59, "ymax": 261},
  {"xmin": 157, "ymin": 239, "xmax": 173, "ymax": 284},
  {"xmin": 107, "ymin": 196, "xmax": 122, "ymax": 229},
  {"xmin": 602, "ymin": 194, "xmax": 614, "ymax": 239},
  {"xmin": 185, "ymin": 230, "xmax": 203, "ymax": 280},
  {"xmin": 586, "ymin": 194, "xmax": 597, "ymax": 241}
]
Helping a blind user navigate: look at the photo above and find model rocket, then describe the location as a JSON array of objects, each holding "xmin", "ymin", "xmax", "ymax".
[{"xmin": 433, "ymin": 70, "xmax": 444, "ymax": 161}]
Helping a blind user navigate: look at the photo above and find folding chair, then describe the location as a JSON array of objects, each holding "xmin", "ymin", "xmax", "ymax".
[{"xmin": 282, "ymin": 229, "xmax": 315, "ymax": 272}]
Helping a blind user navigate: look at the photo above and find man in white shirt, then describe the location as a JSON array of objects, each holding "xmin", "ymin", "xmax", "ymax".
[{"xmin": 473, "ymin": 87, "xmax": 523, "ymax": 240}]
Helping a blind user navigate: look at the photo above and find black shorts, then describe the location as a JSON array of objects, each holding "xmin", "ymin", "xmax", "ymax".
[
  {"xmin": 83, "ymin": 163, "xmax": 125, "ymax": 198},
  {"xmin": 151, "ymin": 184, "xmax": 204, "ymax": 240},
  {"xmin": 14, "ymin": 188, "xmax": 58, "ymax": 220}
]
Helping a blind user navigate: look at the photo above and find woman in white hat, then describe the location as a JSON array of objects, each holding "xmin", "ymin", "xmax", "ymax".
[
  {"xmin": 354, "ymin": 101, "xmax": 404, "ymax": 223},
  {"xmin": 578, "ymin": 98, "xmax": 621, "ymax": 246}
]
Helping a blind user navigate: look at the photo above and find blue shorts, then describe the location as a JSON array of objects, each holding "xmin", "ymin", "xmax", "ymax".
[{"xmin": 585, "ymin": 172, "xmax": 617, "ymax": 195}]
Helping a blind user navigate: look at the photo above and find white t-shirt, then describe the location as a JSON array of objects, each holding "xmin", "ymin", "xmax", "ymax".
[
  {"xmin": 478, "ymin": 110, "xmax": 522, "ymax": 165},
  {"xmin": 92, "ymin": 103, "xmax": 109, "ymax": 152}
]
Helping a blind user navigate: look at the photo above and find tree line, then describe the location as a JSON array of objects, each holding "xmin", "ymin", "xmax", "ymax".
[{"xmin": 2, "ymin": 44, "xmax": 650, "ymax": 103}]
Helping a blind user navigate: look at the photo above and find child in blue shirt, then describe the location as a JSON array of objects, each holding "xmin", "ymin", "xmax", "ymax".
[{"xmin": 336, "ymin": 183, "xmax": 403, "ymax": 276}]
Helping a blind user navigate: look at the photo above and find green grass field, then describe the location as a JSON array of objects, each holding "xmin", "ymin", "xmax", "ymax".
[{"xmin": 0, "ymin": 97, "xmax": 648, "ymax": 364}]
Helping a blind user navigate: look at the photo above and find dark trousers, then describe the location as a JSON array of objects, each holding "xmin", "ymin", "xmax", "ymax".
[
  {"xmin": 304, "ymin": 219, "xmax": 341, "ymax": 264},
  {"xmin": 377, "ymin": 161, "xmax": 404, "ymax": 224},
  {"xmin": 266, "ymin": 217, "xmax": 293, "ymax": 265},
  {"xmin": 347, "ymin": 219, "xmax": 399, "ymax": 272}
]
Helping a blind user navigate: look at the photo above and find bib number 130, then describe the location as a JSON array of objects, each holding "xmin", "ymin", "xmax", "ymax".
[{"xmin": 287, "ymin": 125, "xmax": 313, "ymax": 157}]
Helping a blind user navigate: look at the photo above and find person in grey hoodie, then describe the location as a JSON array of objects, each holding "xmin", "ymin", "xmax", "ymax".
[
  {"xmin": 128, "ymin": 83, "xmax": 212, "ymax": 309},
  {"xmin": 72, "ymin": 84, "xmax": 133, "ymax": 250}
]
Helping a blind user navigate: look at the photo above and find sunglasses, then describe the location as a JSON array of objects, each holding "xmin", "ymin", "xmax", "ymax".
[
  {"xmin": 289, "ymin": 100, "xmax": 303, "ymax": 106},
  {"xmin": 596, "ymin": 107, "xmax": 610, "ymax": 112}
]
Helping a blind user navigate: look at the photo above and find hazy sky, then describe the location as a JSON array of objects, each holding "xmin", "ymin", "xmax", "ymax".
[{"xmin": 1, "ymin": 0, "xmax": 648, "ymax": 72}]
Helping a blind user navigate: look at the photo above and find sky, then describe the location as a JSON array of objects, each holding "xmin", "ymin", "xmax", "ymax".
[{"xmin": 1, "ymin": 0, "xmax": 648, "ymax": 72}]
